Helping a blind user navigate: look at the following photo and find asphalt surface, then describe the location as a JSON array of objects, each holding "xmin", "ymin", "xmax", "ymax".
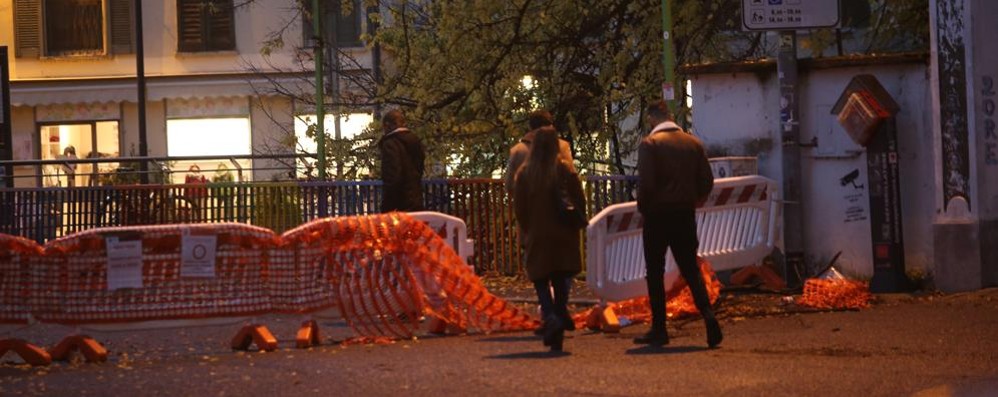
[{"xmin": 2, "ymin": 289, "xmax": 998, "ymax": 396}]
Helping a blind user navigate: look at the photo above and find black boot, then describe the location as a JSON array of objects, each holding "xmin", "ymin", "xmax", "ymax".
[
  {"xmin": 633, "ymin": 328, "xmax": 669, "ymax": 346},
  {"xmin": 682, "ymin": 262, "xmax": 722, "ymax": 348},
  {"xmin": 706, "ymin": 316, "xmax": 723, "ymax": 348},
  {"xmin": 543, "ymin": 314, "xmax": 565, "ymax": 352}
]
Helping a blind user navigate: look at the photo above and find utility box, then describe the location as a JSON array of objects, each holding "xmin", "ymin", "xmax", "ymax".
[
  {"xmin": 831, "ymin": 75, "xmax": 900, "ymax": 147},
  {"xmin": 709, "ymin": 156, "xmax": 758, "ymax": 179}
]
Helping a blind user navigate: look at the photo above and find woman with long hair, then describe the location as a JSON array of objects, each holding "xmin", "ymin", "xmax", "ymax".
[{"xmin": 514, "ymin": 127, "xmax": 586, "ymax": 352}]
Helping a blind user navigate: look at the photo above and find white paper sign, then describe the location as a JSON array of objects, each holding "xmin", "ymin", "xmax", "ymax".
[
  {"xmin": 181, "ymin": 231, "xmax": 217, "ymax": 278},
  {"xmin": 106, "ymin": 236, "xmax": 144, "ymax": 291}
]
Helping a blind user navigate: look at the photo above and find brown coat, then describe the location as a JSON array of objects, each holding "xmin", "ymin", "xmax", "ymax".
[
  {"xmin": 637, "ymin": 121, "xmax": 713, "ymax": 214},
  {"xmin": 514, "ymin": 162, "xmax": 585, "ymax": 281}
]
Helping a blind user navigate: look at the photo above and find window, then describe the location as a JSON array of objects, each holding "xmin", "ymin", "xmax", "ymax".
[
  {"xmin": 39, "ymin": 121, "xmax": 119, "ymax": 187},
  {"xmin": 302, "ymin": 0, "xmax": 363, "ymax": 48},
  {"xmin": 13, "ymin": 0, "xmax": 133, "ymax": 58},
  {"xmin": 166, "ymin": 118, "xmax": 252, "ymax": 183},
  {"xmin": 177, "ymin": 0, "xmax": 236, "ymax": 52}
]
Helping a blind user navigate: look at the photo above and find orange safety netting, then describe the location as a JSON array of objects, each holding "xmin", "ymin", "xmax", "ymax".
[
  {"xmin": 34, "ymin": 223, "xmax": 279, "ymax": 324},
  {"xmin": 2, "ymin": 214, "xmax": 535, "ymax": 339},
  {"xmin": 797, "ymin": 278, "xmax": 872, "ymax": 310},
  {"xmin": 280, "ymin": 213, "xmax": 539, "ymax": 338},
  {"xmin": 572, "ymin": 257, "xmax": 722, "ymax": 328},
  {"xmin": 0, "ymin": 234, "xmax": 43, "ymax": 324}
]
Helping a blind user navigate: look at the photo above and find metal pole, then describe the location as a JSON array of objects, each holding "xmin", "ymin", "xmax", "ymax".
[
  {"xmin": 135, "ymin": 0, "xmax": 149, "ymax": 184},
  {"xmin": 312, "ymin": 0, "xmax": 329, "ymax": 218},
  {"xmin": 330, "ymin": 6, "xmax": 343, "ymax": 179},
  {"xmin": 661, "ymin": 0, "xmax": 677, "ymax": 113},
  {"xmin": 1, "ymin": 46, "xmax": 13, "ymax": 189},
  {"xmin": 777, "ymin": 31, "xmax": 805, "ymax": 287},
  {"xmin": 313, "ymin": 0, "xmax": 327, "ymax": 181},
  {"xmin": 367, "ymin": 4, "xmax": 382, "ymax": 118}
]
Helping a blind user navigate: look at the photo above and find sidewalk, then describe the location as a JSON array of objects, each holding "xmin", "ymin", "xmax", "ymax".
[{"xmin": 2, "ymin": 287, "xmax": 997, "ymax": 396}]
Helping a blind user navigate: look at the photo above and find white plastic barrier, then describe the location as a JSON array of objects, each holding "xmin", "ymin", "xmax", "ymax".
[
  {"xmin": 409, "ymin": 211, "xmax": 475, "ymax": 265},
  {"xmin": 586, "ymin": 175, "xmax": 780, "ymax": 302}
]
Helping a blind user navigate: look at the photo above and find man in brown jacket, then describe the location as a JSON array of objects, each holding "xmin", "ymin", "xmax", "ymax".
[
  {"xmin": 634, "ymin": 100, "xmax": 722, "ymax": 348},
  {"xmin": 503, "ymin": 110, "xmax": 575, "ymax": 195},
  {"xmin": 379, "ymin": 110, "xmax": 425, "ymax": 212}
]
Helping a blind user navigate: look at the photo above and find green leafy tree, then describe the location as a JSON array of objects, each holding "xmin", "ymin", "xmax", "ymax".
[{"xmin": 248, "ymin": 0, "xmax": 928, "ymax": 178}]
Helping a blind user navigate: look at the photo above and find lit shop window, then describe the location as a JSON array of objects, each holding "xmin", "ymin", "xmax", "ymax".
[
  {"xmin": 39, "ymin": 121, "xmax": 119, "ymax": 187},
  {"xmin": 166, "ymin": 118, "xmax": 252, "ymax": 183}
]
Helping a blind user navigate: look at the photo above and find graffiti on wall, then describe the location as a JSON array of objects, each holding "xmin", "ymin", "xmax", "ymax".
[
  {"xmin": 937, "ymin": 0, "xmax": 972, "ymax": 211},
  {"xmin": 983, "ymin": 76, "xmax": 998, "ymax": 166}
]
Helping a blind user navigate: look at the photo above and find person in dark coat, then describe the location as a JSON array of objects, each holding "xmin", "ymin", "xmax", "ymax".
[
  {"xmin": 635, "ymin": 100, "xmax": 722, "ymax": 348},
  {"xmin": 514, "ymin": 127, "xmax": 586, "ymax": 352},
  {"xmin": 378, "ymin": 110, "xmax": 425, "ymax": 212},
  {"xmin": 503, "ymin": 110, "xmax": 575, "ymax": 195}
]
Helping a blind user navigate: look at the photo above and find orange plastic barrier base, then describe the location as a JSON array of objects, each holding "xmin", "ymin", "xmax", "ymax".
[
  {"xmin": 599, "ymin": 306, "xmax": 622, "ymax": 333},
  {"xmin": 731, "ymin": 265, "xmax": 787, "ymax": 290},
  {"xmin": 0, "ymin": 339, "xmax": 52, "ymax": 366},
  {"xmin": 231, "ymin": 324, "xmax": 278, "ymax": 352},
  {"xmin": 296, "ymin": 320, "xmax": 321, "ymax": 348},
  {"xmin": 49, "ymin": 335, "xmax": 108, "ymax": 363}
]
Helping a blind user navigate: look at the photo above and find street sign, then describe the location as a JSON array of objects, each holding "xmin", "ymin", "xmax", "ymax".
[{"xmin": 742, "ymin": 0, "xmax": 840, "ymax": 31}]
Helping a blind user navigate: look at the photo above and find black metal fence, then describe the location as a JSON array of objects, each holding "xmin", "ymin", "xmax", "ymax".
[{"xmin": 0, "ymin": 176, "xmax": 637, "ymax": 275}]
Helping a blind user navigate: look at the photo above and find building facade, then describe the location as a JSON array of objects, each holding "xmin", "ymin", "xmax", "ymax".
[{"xmin": 1, "ymin": 0, "xmax": 374, "ymax": 187}]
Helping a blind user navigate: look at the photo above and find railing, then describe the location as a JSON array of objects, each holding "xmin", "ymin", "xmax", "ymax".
[{"xmin": 0, "ymin": 176, "xmax": 639, "ymax": 276}]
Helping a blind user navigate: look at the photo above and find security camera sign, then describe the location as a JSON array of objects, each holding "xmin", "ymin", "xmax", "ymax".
[
  {"xmin": 742, "ymin": 0, "xmax": 840, "ymax": 31},
  {"xmin": 181, "ymin": 229, "xmax": 217, "ymax": 278}
]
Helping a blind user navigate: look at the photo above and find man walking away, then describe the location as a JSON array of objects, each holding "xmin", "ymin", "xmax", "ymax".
[
  {"xmin": 379, "ymin": 110, "xmax": 426, "ymax": 212},
  {"xmin": 503, "ymin": 110, "xmax": 575, "ymax": 195},
  {"xmin": 634, "ymin": 100, "xmax": 722, "ymax": 348}
]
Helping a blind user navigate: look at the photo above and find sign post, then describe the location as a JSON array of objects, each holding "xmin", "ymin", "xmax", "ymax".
[
  {"xmin": 742, "ymin": 0, "xmax": 840, "ymax": 287},
  {"xmin": 832, "ymin": 75, "xmax": 909, "ymax": 292}
]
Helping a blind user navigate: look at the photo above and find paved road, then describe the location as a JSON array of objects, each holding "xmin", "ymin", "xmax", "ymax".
[{"xmin": 2, "ymin": 290, "xmax": 997, "ymax": 396}]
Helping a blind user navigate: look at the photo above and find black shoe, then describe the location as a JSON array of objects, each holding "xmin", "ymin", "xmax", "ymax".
[
  {"xmin": 706, "ymin": 318, "xmax": 723, "ymax": 349},
  {"xmin": 633, "ymin": 330, "xmax": 669, "ymax": 346},
  {"xmin": 549, "ymin": 332, "xmax": 564, "ymax": 352},
  {"xmin": 543, "ymin": 315, "xmax": 564, "ymax": 349},
  {"xmin": 560, "ymin": 314, "xmax": 576, "ymax": 332}
]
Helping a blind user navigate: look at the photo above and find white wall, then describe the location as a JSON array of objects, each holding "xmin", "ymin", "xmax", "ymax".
[{"xmin": 690, "ymin": 62, "xmax": 936, "ymax": 279}]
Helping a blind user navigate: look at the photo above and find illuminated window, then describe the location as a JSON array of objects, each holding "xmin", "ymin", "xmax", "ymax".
[
  {"xmin": 166, "ymin": 117, "xmax": 252, "ymax": 183},
  {"xmin": 39, "ymin": 121, "xmax": 119, "ymax": 187}
]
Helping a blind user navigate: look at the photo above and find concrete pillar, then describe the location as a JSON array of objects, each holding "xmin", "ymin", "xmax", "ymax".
[{"xmin": 929, "ymin": 0, "xmax": 998, "ymax": 291}]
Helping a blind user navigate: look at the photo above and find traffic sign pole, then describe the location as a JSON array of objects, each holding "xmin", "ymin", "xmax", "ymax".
[
  {"xmin": 777, "ymin": 31, "xmax": 805, "ymax": 287},
  {"xmin": 742, "ymin": 0, "xmax": 840, "ymax": 286}
]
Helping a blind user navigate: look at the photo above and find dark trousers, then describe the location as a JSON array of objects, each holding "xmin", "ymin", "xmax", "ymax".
[
  {"xmin": 533, "ymin": 275, "xmax": 572, "ymax": 322},
  {"xmin": 642, "ymin": 208, "xmax": 715, "ymax": 331}
]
